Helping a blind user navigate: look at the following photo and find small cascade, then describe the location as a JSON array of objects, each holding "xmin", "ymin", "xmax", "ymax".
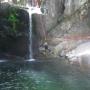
[
  {"xmin": 28, "ymin": 9, "xmax": 33, "ymax": 59},
  {"xmin": 26, "ymin": 6, "xmax": 34, "ymax": 61},
  {"xmin": 26, "ymin": 4, "xmax": 42, "ymax": 61}
]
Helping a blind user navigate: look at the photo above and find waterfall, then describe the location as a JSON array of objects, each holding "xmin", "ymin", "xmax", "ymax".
[
  {"xmin": 0, "ymin": 0, "xmax": 43, "ymax": 61},
  {"xmin": 26, "ymin": 5, "xmax": 42, "ymax": 61},
  {"xmin": 28, "ymin": 9, "xmax": 33, "ymax": 59},
  {"xmin": 26, "ymin": 6, "xmax": 34, "ymax": 61}
]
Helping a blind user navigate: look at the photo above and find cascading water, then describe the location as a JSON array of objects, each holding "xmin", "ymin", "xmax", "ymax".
[
  {"xmin": 1, "ymin": 0, "xmax": 44, "ymax": 61},
  {"xmin": 26, "ymin": 4, "xmax": 42, "ymax": 61},
  {"xmin": 28, "ymin": 8, "xmax": 33, "ymax": 59}
]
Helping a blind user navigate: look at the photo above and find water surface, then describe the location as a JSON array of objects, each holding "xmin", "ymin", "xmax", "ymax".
[{"xmin": 0, "ymin": 58, "xmax": 90, "ymax": 90}]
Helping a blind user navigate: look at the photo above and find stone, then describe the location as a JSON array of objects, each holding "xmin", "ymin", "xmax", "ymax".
[
  {"xmin": 64, "ymin": 0, "xmax": 87, "ymax": 15},
  {"xmin": 0, "ymin": 3, "xmax": 30, "ymax": 59},
  {"xmin": 44, "ymin": 0, "xmax": 65, "ymax": 31},
  {"xmin": 66, "ymin": 42, "xmax": 90, "ymax": 65}
]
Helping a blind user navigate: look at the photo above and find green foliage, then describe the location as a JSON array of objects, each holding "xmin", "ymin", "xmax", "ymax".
[{"xmin": 7, "ymin": 8, "xmax": 19, "ymax": 33}]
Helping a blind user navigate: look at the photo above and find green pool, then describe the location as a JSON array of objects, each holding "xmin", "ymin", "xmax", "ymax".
[{"xmin": 0, "ymin": 59, "xmax": 90, "ymax": 90}]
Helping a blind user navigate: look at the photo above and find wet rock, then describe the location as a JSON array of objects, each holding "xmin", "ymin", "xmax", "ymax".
[{"xmin": 0, "ymin": 3, "xmax": 30, "ymax": 59}]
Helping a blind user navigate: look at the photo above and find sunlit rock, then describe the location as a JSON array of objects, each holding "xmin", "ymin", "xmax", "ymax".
[
  {"xmin": 66, "ymin": 42, "xmax": 90, "ymax": 66},
  {"xmin": 45, "ymin": 0, "xmax": 65, "ymax": 31},
  {"xmin": 64, "ymin": 0, "xmax": 87, "ymax": 15}
]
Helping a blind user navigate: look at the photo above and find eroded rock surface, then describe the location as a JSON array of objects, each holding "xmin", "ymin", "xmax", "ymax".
[{"xmin": 0, "ymin": 3, "xmax": 30, "ymax": 59}]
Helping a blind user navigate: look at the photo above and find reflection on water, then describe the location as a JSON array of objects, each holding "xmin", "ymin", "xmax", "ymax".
[{"xmin": 0, "ymin": 59, "xmax": 90, "ymax": 90}]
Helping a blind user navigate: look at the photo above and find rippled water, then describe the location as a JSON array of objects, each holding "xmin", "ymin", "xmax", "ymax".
[{"xmin": 0, "ymin": 58, "xmax": 90, "ymax": 90}]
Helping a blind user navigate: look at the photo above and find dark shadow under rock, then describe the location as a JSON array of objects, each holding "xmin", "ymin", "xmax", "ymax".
[{"xmin": 0, "ymin": 3, "xmax": 30, "ymax": 60}]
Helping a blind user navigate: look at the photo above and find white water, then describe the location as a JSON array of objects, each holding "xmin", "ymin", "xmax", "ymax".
[
  {"xmin": 27, "ymin": 8, "xmax": 33, "ymax": 59},
  {"xmin": 26, "ymin": 5, "xmax": 42, "ymax": 61}
]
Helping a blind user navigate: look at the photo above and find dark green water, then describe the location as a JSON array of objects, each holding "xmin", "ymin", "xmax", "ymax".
[{"xmin": 0, "ymin": 59, "xmax": 90, "ymax": 90}]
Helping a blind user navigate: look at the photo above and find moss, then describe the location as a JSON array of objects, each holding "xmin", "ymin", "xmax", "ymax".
[{"xmin": 7, "ymin": 8, "xmax": 19, "ymax": 33}]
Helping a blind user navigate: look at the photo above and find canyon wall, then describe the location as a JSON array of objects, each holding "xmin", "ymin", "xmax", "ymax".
[{"xmin": 33, "ymin": 0, "xmax": 90, "ymax": 57}]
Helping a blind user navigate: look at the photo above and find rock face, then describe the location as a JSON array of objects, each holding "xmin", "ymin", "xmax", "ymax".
[
  {"xmin": 64, "ymin": 0, "xmax": 87, "ymax": 15},
  {"xmin": 32, "ymin": 14, "xmax": 46, "ymax": 57},
  {"xmin": 26, "ymin": 0, "xmax": 89, "ymax": 57},
  {"xmin": 45, "ymin": 0, "xmax": 65, "ymax": 31},
  {"xmin": 66, "ymin": 42, "xmax": 90, "ymax": 69},
  {"xmin": 66, "ymin": 42, "xmax": 90, "ymax": 61},
  {"xmin": 0, "ymin": 3, "xmax": 30, "ymax": 59},
  {"xmin": 40, "ymin": 0, "xmax": 88, "ymax": 31},
  {"xmin": 32, "ymin": 14, "xmax": 46, "ymax": 42},
  {"xmin": 45, "ymin": 0, "xmax": 90, "ymax": 57},
  {"xmin": 32, "ymin": 0, "xmax": 65, "ymax": 56},
  {"xmin": 32, "ymin": 0, "xmax": 65, "ymax": 32}
]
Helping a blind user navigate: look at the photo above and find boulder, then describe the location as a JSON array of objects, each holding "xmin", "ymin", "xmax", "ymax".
[
  {"xmin": 66, "ymin": 42, "xmax": 90, "ymax": 66},
  {"xmin": 0, "ymin": 3, "xmax": 30, "ymax": 59}
]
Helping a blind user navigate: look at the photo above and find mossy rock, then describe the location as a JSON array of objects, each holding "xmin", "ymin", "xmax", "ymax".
[{"xmin": 0, "ymin": 3, "xmax": 30, "ymax": 59}]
